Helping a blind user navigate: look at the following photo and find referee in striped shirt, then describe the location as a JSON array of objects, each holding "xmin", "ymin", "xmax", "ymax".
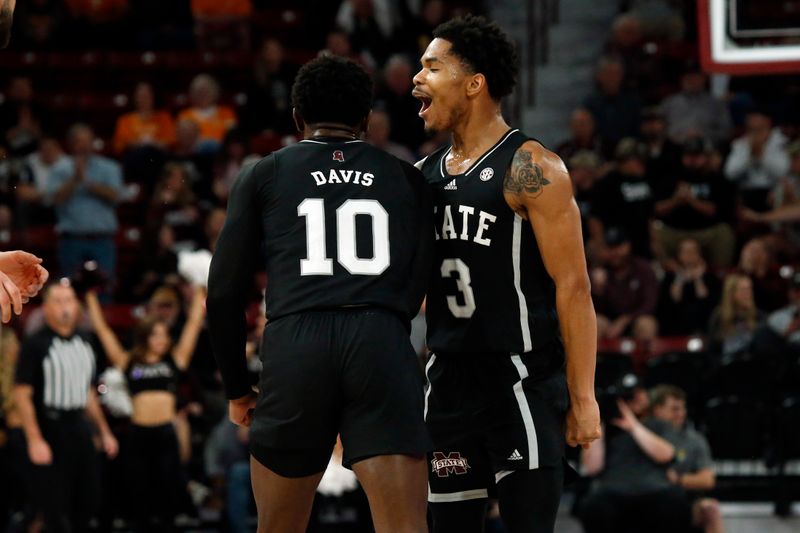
[{"xmin": 14, "ymin": 279, "xmax": 118, "ymax": 532}]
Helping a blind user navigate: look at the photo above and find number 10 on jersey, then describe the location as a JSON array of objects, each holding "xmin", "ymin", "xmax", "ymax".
[{"xmin": 298, "ymin": 198, "xmax": 390, "ymax": 276}]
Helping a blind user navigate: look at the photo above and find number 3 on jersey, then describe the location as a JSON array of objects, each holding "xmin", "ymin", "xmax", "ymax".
[
  {"xmin": 297, "ymin": 198, "xmax": 390, "ymax": 276},
  {"xmin": 441, "ymin": 258, "xmax": 475, "ymax": 318}
]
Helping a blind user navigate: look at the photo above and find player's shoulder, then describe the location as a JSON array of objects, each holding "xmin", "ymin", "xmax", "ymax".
[
  {"xmin": 512, "ymin": 138, "xmax": 569, "ymax": 183},
  {"xmin": 239, "ymin": 153, "xmax": 274, "ymax": 179},
  {"xmin": 229, "ymin": 153, "xmax": 277, "ymax": 197}
]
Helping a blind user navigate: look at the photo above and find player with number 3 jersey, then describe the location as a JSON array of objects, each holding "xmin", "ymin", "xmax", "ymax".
[
  {"xmin": 207, "ymin": 55, "xmax": 433, "ymax": 533},
  {"xmin": 413, "ymin": 16, "xmax": 601, "ymax": 533}
]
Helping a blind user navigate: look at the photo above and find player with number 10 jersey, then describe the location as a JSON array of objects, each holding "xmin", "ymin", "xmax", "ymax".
[{"xmin": 207, "ymin": 55, "xmax": 433, "ymax": 533}]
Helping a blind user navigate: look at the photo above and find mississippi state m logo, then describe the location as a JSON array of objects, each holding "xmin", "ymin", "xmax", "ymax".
[
  {"xmin": 332, "ymin": 150, "xmax": 345, "ymax": 162},
  {"xmin": 431, "ymin": 452, "xmax": 470, "ymax": 478}
]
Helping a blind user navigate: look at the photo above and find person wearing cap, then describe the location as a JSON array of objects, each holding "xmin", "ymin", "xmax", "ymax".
[
  {"xmin": 652, "ymin": 136, "xmax": 737, "ymax": 269},
  {"xmin": 660, "ymin": 63, "xmax": 731, "ymax": 145},
  {"xmin": 724, "ymin": 109, "xmax": 790, "ymax": 211},
  {"xmin": 640, "ymin": 106, "xmax": 682, "ymax": 183},
  {"xmin": 591, "ymin": 137, "xmax": 655, "ymax": 259},
  {"xmin": 591, "ymin": 226, "xmax": 659, "ymax": 341}
]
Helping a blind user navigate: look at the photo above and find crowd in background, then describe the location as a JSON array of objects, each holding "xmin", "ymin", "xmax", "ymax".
[{"xmin": 0, "ymin": 0, "xmax": 799, "ymax": 531}]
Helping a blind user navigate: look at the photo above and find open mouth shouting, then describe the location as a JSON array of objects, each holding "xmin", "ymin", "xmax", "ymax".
[{"xmin": 412, "ymin": 90, "xmax": 433, "ymax": 118}]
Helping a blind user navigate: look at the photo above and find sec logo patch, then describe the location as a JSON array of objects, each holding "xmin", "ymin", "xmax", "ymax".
[{"xmin": 479, "ymin": 167, "xmax": 494, "ymax": 181}]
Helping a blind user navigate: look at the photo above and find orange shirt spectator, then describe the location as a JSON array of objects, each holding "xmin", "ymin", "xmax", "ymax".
[
  {"xmin": 191, "ymin": 0, "xmax": 252, "ymax": 17},
  {"xmin": 113, "ymin": 83, "xmax": 176, "ymax": 154},
  {"xmin": 114, "ymin": 112, "xmax": 175, "ymax": 154},
  {"xmin": 177, "ymin": 106, "xmax": 237, "ymax": 145},
  {"xmin": 178, "ymin": 74, "xmax": 237, "ymax": 145}
]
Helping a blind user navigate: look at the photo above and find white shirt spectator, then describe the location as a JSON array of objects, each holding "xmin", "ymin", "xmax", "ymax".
[{"xmin": 725, "ymin": 128, "xmax": 789, "ymax": 191}]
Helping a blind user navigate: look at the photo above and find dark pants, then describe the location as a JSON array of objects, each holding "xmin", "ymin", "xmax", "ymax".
[
  {"xmin": 127, "ymin": 423, "xmax": 183, "ymax": 532},
  {"xmin": 579, "ymin": 485, "xmax": 692, "ymax": 533},
  {"xmin": 26, "ymin": 412, "xmax": 100, "ymax": 533},
  {"xmin": 57, "ymin": 234, "xmax": 116, "ymax": 284},
  {"xmin": 0, "ymin": 427, "xmax": 28, "ymax": 529}
]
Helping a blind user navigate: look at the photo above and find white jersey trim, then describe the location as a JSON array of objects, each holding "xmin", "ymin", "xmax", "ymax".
[
  {"xmin": 495, "ymin": 470, "xmax": 514, "ymax": 483},
  {"xmin": 512, "ymin": 214, "xmax": 533, "ymax": 352},
  {"xmin": 437, "ymin": 128, "xmax": 520, "ymax": 178},
  {"xmin": 298, "ymin": 139, "xmax": 365, "ymax": 145},
  {"xmin": 423, "ymin": 353, "xmax": 437, "ymax": 421},
  {"xmin": 428, "ymin": 488, "xmax": 489, "ymax": 503},
  {"xmin": 438, "ymin": 147, "xmax": 452, "ymax": 178},
  {"xmin": 464, "ymin": 129, "xmax": 519, "ymax": 176},
  {"xmin": 510, "ymin": 354, "xmax": 540, "ymax": 469}
]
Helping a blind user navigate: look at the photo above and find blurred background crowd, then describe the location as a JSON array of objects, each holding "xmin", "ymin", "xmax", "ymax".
[{"xmin": 0, "ymin": 0, "xmax": 799, "ymax": 531}]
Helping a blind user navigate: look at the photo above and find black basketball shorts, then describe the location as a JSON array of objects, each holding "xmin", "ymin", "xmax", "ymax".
[
  {"xmin": 249, "ymin": 308, "xmax": 432, "ymax": 478},
  {"xmin": 424, "ymin": 345, "xmax": 568, "ymax": 503}
]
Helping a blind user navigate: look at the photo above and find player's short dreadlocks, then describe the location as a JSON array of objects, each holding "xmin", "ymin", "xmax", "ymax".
[
  {"xmin": 433, "ymin": 15, "xmax": 519, "ymax": 101},
  {"xmin": 291, "ymin": 55, "xmax": 374, "ymax": 127}
]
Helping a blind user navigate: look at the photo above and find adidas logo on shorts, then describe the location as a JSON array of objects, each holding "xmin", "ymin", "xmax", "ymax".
[
  {"xmin": 444, "ymin": 179, "xmax": 457, "ymax": 191},
  {"xmin": 507, "ymin": 449, "xmax": 524, "ymax": 461}
]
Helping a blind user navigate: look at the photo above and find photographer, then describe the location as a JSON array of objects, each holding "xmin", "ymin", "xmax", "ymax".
[
  {"xmin": 651, "ymin": 385, "xmax": 722, "ymax": 533},
  {"xmin": 579, "ymin": 378, "xmax": 691, "ymax": 533}
]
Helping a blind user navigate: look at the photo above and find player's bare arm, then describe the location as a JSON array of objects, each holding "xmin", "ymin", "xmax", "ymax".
[
  {"xmin": 0, "ymin": 0, "xmax": 16, "ymax": 48},
  {"xmin": 504, "ymin": 141, "xmax": 601, "ymax": 449}
]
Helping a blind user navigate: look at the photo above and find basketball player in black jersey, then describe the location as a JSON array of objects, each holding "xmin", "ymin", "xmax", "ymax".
[
  {"xmin": 207, "ymin": 55, "xmax": 433, "ymax": 533},
  {"xmin": 412, "ymin": 16, "xmax": 602, "ymax": 533}
]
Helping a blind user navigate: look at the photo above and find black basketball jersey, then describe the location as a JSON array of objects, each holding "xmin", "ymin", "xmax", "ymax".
[
  {"xmin": 420, "ymin": 129, "xmax": 561, "ymax": 354},
  {"xmin": 209, "ymin": 136, "xmax": 433, "ymax": 398},
  {"xmin": 254, "ymin": 138, "xmax": 430, "ymax": 321}
]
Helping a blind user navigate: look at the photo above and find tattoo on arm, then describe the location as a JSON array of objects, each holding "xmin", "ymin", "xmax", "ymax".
[{"xmin": 504, "ymin": 149, "xmax": 550, "ymax": 198}]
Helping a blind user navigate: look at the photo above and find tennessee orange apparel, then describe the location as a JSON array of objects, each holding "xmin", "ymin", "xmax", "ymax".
[
  {"xmin": 178, "ymin": 106, "xmax": 237, "ymax": 144},
  {"xmin": 113, "ymin": 111, "xmax": 176, "ymax": 154}
]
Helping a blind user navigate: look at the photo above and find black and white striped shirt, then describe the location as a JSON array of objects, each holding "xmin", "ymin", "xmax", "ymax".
[{"xmin": 16, "ymin": 327, "xmax": 96, "ymax": 412}]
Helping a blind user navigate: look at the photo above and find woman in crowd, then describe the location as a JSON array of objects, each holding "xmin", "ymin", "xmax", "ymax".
[
  {"xmin": 657, "ymin": 238, "xmax": 721, "ymax": 335},
  {"xmin": 113, "ymin": 82, "xmax": 176, "ymax": 193},
  {"xmin": 708, "ymin": 273, "xmax": 762, "ymax": 356},
  {"xmin": 113, "ymin": 81, "xmax": 175, "ymax": 156},
  {"xmin": 177, "ymin": 74, "xmax": 237, "ymax": 149},
  {"xmin": 85, "ymin": 285, "xmax": 206, "ymax": 531},
  {"xmin": 148, "ymin": 162, "xmax": 202, "ymax": 247}
]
